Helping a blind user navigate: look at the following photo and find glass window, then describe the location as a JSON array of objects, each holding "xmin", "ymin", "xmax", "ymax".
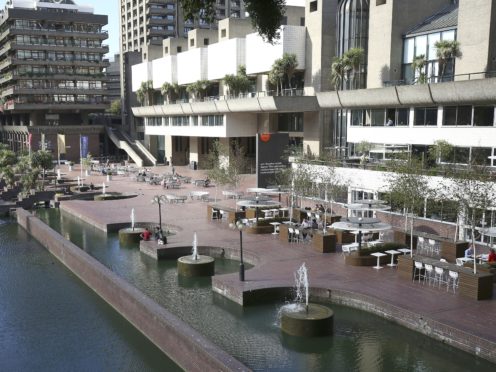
[
  {"xmin": 472, "ymin": 147, "xmax": 491, "ymax": 166},
  {"xmin": 403, "ymin": 38, "xmax": 414, "ymax": 63},
  {"xmin": 370, "ymin": 109, "xmax": 385, "ymax": 126},
  {"xmin": 457, "ymin": 106, "xmax": 472, "ymax": 126},
  {"xmin": 427, "ymin": 33, "xmax": 441, "ymax": 61},
  {"xmin": 442, "ymin": 30, "xmax": 455, "ymax": 41},
  {"xmin": 351, "ymin": 109, "xmax": 364, "ymax": 126},
  {"xmin": 415, "ymin": 35, "xmax": 427, "ymax": 58},
  {"xmin": 396, "ymin": 108, "xmax": 409, "ymax": 126},
  {"xmin": 454, "ymin": 147, "xmax": 470, "ymax": 164},
  {"xmin": 473, "ymin": 106, "xmax": 494, "ymax": 126},
  {"xmin": 425, "ymin": 107, "xmax": 437, "ymax": 126},
  {"xmin": 443, "ymin": 106, "xmax": 457, "ymax": 126}
]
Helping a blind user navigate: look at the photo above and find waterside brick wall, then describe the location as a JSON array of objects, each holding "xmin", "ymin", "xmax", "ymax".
[{"xmin": 16, "ymin": 209, "xmax": 249, "ymax": 372}]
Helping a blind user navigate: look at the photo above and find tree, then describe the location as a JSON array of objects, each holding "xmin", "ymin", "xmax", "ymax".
[
  {"xmin": 412, "ymin": 54, "xmax": 427, "ymax": 84},
  {"xmin": 180, "ymin": 0, "xmax": 285, "ymax": 43},
  {"xmin": 31, "ymin": 150, "xmax": 53, "ymax": 188},
  {"xmin": 16, "ymin": 153, "xmax": 40, "ymax": 194},
  {"xmin": 343, "ymin": 47, "xmax": 365, "ymax": 89},
  {"xmin": 447, "ymin": 163, "xmax": 496, "ymax": 273},
  {"xmin": 81, "ymin": 153, "xmax": 93, "ymax": 172},
  {"xmin": 428, "ymin": 140, "xmax": 454, "ymax": 168},
  {"xmin": 136, "ymin": 80, "xmax": 154, "ymax": 106},
  {"xmin": 108, "ymin": 99, "xmax": 121, "ymax": 115},
  {"xmin": 186, "ymin": 80, "xmax": 211, "ymax": 101},
  {"xmin": 161, "ymin": 82, "xmax": 180, "ymax": 103},
  {"xmin": 434, "ymin": 40, "xmax": 461, "ymax": 81},
  {"xmin": 268, "ymin": 58, "xmax": 285, "ymax": 95},
  {"xmin": 0, "ymin": 144, "xmax": 17, "ymax": 187},
  {"xmin": 205, "ymin": 140, "xmax": 249, "ymax": 192},
  {"xmin": 386, "ymin": 155, "xmax": 434, "ymax": 254},
  {"xmin": 223, "ymin": 65, "xmax": 251, "ymax": 97},
  {"xmin": 281, "ymin": 53, "xmax": 298, "ymax": 90},
  {"xmin": 330, "ymin": 56, "xmax": 346, "ymax": 90}
]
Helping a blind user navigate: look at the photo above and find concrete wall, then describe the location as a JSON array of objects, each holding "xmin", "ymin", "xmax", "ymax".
[
  {"xmin": 367, "ymin": 0, "xmax": 452, "ymax": 88},
  {"xmin": 218, "ymin": 17, "xmax": 254, "ymax": 40},
  {"xmin": 456, "ymin": 0, "xmax": 496, "ymax": 75},
  {"xmin": 16, "ymin": 209, "xmax": 248, "ymax": 372}
]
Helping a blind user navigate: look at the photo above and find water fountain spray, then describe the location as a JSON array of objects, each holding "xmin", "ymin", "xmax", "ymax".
[
  {"xmin": 294, "ymin": 263, "xmax": 309, "ymax": 314},
  {"xmin": 131, "ymin": 208, "xmax": 135, "ymax": 231},
  {"xmin": 192, "ymin": 232, "xmax": 198, "ymax": 261}
]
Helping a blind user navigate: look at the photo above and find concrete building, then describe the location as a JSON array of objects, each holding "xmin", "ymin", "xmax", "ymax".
[
  {"xmin": 130, "ymin": 0, "xmax": 496, "ymax": 180},
  {"xmin": 119, "ymin": 0, "xmax": 247, "ymax": 153},
  {"xmin": 0, "ymin": 0, "xmax": 109, "ymax": 160}
]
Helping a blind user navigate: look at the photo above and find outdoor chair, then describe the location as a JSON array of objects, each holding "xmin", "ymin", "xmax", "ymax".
[
  {"xmin": 417, "ymin": 237, "xmax": 425, "ymax": 254},
  {"xmin": 288, "ymin": 227, "xmax": 295, "ymax": 243},
  {"xmin": 413, "ymin": 261, "xmax": 424, "ymax": 282},
  {"xmin": 447, "ymin": 270, "xmax": 459, "ymax": 293},
  {"xmin": 423, "ymin": 264, "xmax": 434, "ymax": 285},
  {"xmin": 433, "ymin": 267, "xmax": 447, "ymax": 288}
]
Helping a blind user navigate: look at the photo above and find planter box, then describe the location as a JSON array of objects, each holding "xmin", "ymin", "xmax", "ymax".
[
  {"xmin": 245, "ymin": 225, "xmax": 273, "ymax": 234},
  {"xmin": 312, "ymin": 232, "xmax": 336, "ymax": 253},
  {"xmin": 345, "ymin": 251, "xmax": 389, "ymax": 266}
]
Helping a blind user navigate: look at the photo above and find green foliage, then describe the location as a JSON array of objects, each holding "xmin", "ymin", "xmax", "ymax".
[
  {"xmin": 330, "ymin": 48, "xmax": 365, "ymax": 90},
  {"xmin": 267, "ymin": 53, "xmax": 299, "ymax": 94},
  {"xmin": 136, "ymin": 80, "xmax": 154, "ymax": 106},
  {"xmin": 160, "ymin": 82, "xmax": 180, "ymax": 103},
  {"xmin": 180, "ymin": 1, "xmax": 285, "ymax": 43},
  {"xmin": 186, "ymin": 80, "xmax": 211, "ymax": 100},
  {"xmin": 108, "ymin": 99, "xmax": 121, "ymax": 115},
  {"xmin": 81, "ymin": 153, "xmax": 93, "ymax": 170},
  {"xmin": 281, "ymin": 53, "xmax": 298, "ymax": 89},
  {"xmin": 428, "ymin": 140, "xmax": 454, "ymax": 165},
  {"xmin": 435, "ymin": 40, "xmax": 461, "ymax": 79},
  {"xmin": 31, "ymin": 150, "xmax": 53, "ymax": 173},
  {"xmin": 16, "ymin": 154, "xmax": 40, "ymax": 193},
  {"xmin": 412, "ymin": 54, "xmax": 427, "ymax": 84},
  {"xmin": 205, "ymin": 140, "xmax": 249, "ymax": 190},
  {"xmin": 355, "ymin": 141, "xmax": 373, "ymax": 155},
  {"xmin": 223, "ymin": 65, "xmax": 251, "ymax": 97}
]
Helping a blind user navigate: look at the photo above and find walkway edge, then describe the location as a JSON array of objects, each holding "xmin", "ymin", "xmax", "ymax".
[{"xmin": 17, "ymin": 209, "xmax": 250, "ymax": 372}]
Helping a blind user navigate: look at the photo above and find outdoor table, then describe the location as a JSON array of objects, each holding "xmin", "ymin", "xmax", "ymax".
[
  {"xmin": 263, "ymin": 210, "xmax": 274, "ymax": 219},
  {"xmin": 398, "ymin": 248, "xmax": 411, "ymax": 255},
  {"xmin": 270, "ymin": 222, "xmax": 280, "ymax": 235},
  {"xmin": 371, "ymin": 252, "xmax": 387, "ymax": 269},
  {"xmin": 222, "ymin": 190, "xmax": 243, "ymax": 199},
  {"xmin": 190, "ymin": 191, "xmax": 209, "ymax": 200},
  {"xmin": 385, "ymin": 249, "xmax": 401, "ymax": 267},
  {"xmin": 279, "ymin": 207, "xmax": 289, "ymax": 217}
]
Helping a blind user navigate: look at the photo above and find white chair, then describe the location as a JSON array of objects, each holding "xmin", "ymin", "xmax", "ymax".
[
  {"xmin": 288, "ymin": 227, "xmax": 295, "ymax": 243},
  {"xmin": 433, "ymin": 267, "xmax": 447, "ymax": 288},
  {"xmin": 424, "ymin": 264, "xmax": 434, "ymax": 285},
  {"xmin": 440, "ymin": 258, "xmax": 447, "ymax": 263},
  {"xmin": 294, "ymin": 228, "xmax": 301, "ymax": 243},
  {"xmin": 417, "ymin": 237, "xmax": 425, "ymax": 254},
  {"xmin": 413, "ymin": 261, "xmax": 424, "ymax": 282},
  {"xmin": 429, "ymin": 239, "xmax": 440, "ymax": 256},
  {"xmin": 455, "ymin": 258, "xmax": 464, "ymax": 266},
  {"xmin": 447, "ymin": 270, "xmax": 459, "ymax": 293}
]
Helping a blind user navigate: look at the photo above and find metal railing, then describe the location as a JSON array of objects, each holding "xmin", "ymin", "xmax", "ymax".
[{"xmin": 383, "ymin": 70, "xmax": 496, "ymax": 87}]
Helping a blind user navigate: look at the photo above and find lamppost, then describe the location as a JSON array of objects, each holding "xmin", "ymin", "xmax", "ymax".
[
  {"xmin": 152, "ymin": 195, "xmax": 167, "ymax": 241},
  {"xmin": 229, "ymin": 219, "xmax": 246, "ymax": 281}
]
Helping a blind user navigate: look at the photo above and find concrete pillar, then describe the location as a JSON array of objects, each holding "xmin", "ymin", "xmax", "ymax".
[
  {"xmin": 219, "ymin": 137, "xmax": 230, "ymax": 168},
  {"xmin": 189, "ymin": 137, "xmax": 199, "ymax": 163},
  {"xmin": 303, "ymin": 111, "xmax": 321, "ymax": 156},
  {"xmin": 165, "ymin": 135, "xmax": 172, "ymax": 164}
]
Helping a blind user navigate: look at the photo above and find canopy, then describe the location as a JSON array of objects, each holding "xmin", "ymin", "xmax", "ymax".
[{"xmin": 236, "ymin": 199, "xmax": 281, "ymax": 208}]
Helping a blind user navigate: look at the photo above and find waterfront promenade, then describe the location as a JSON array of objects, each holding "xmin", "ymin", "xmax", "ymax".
[{"xmin": 56, "ymin": 164, "xmax": 496, "ymax": 364}]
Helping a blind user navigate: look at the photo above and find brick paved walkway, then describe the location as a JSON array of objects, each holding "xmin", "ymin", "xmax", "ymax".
[{"xmin": 58, "ymin": 163, "xmax": 496, "ymax": 362}]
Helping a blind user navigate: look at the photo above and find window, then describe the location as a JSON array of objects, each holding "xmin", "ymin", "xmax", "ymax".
[
  {"xmin": 414, "ymin": 107, "xmax": 437, "ymax": 126},
  {"xmin": 203, "ymin": 38, "xmax": 209, "ymax": 46},
  {"xmin": 278, "ymin": 113, "xmax": 303, "ymax": 132},
  {"xmin": 376, "ymin": 0, "xmax": 386, "ymax": 4},
  {"xmin": 396, "ymin": 108, "xmax": 409, "ymax": 126},
  {"xmin": 190, "ymin": 38, "xmax": 194, "ymax": 47},
  {"xmin": 473, "ymin": 106, "xmax": 494, "ymax": 126},
  {"xmin": 310, "ymin": 1, "xmax": 318, "ymax": 12},
  {"xmin": 177, "ymin": 46, "xmax": 182, "ymax": 53},
  {"xmin": 351, "ymin": 110, "xmax": 365, "ymax": 126},
  {"xmin": 472, "ymin": 148, "xmax": 491, "ymax": 166},
  {"xmin": 221, "ymin": 29, "xmax": 226, "ymax": 38},
  {"xmin": 164, "ymin": 46, "xmax": 169, "ymax": 54},
  {"xmin": 300, "ymin": 17, "xmax": 305, "ymax": 26},
  {"xmin": 443, "ymin": 106, "xmax": 471, "ymax": 126},
  {"xmin": 280, "ymin": 16, "xmax": 287, "ymax": 25},
  {"xmin": 369, "ymin": 109, "xmax": 385, "ymax": 126}
]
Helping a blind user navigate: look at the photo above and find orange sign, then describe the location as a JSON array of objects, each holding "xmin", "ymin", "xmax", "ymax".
[{"xmin": 260, "ymin": 133, "xmax": 271, "ymax": 143}]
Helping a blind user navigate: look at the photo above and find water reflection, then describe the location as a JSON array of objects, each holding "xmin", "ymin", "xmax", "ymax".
[{"xmin": 37, "ymin": 209, "xmax": 496, "ymax": 372}]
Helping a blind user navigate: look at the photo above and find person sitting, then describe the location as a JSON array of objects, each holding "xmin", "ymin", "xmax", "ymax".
[
  {"xmin": 488, "ymin": 248, "xmax": 496, "ymax": 262},
  {"xmin": 140, "ymin": 227, "xmax": 151, "ymax": 241},
  {"xmin": 301, "ymin": 218, "xmax": 310, "ymax": 229},
  {"xmin": 311, "ymin": 219, "xmax": 319, "ymax": 230},
  {"xmin": 465, "ymin": 246, "xmax": 474, "ymax": 258},
  {"xmin": 318, "ymin": 204, "xmax": 325, "ymax": 213},
  {"xmin": 89, "ymin": 182, "xmax": 95, "ymax": 190},
  {"xmin": 204, "ymin": 177, "xmax": 210, "ymax": 187}
]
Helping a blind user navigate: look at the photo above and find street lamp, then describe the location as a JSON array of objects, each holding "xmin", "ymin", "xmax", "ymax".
[
  {"xmin": 229, "ymin": 219, "xmax": 246, "ymax": 281},
  {"xmin": 151, "ymin": 195, "xmax": 167, "ymax": 241}
]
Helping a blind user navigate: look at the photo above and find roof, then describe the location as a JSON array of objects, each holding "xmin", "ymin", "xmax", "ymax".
[{"xmin": 405, "ymin": 3, "xmax": 458, "ymax": 36}]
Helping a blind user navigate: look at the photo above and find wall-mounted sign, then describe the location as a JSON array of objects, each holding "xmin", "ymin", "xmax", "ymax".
[{"xmin": 256, "ymin": 132, "xmax": 289, "ymax": 188}]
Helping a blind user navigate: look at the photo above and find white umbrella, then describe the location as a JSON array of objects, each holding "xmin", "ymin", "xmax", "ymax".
[
  {"xmin": 332, "ymin": 217, "xmax": 391, "ymax": 250},
  {"xmin": 237, "ymin": 198, "xmax": 281, "ymax": 223}
]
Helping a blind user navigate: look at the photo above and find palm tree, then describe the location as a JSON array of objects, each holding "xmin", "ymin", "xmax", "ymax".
[
  {"xmin": 281, "ymin": 53, "xmax": 298, "ymax": 90},
  {"xmin": 330, "ymin": 56, "xmax": 346, "ymax": 90},
  {"xmin": 412, "ymin": 55, "xmax": 427, "ymax": 84},
  {"xmin": 136, "ymin": 80, "xmax": 154, "ymax": 106},
  {"xmin": 435, "ymin": 40, "xmax": 461, "ymax": 81},
  {"xmin": 161, "ymin": 82, "xmax": 180, "ymax": 103},
  {"xmin": 343, "ymin": 47, "xmax": 365, "ymax": 89},
  {"xmin": 268, "ymin": 59, "xmax": 284, "ymax": 95}
]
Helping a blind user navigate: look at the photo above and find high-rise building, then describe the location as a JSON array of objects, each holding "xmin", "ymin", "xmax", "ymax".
[
  {"xmin": 119, "ymin": 0, "xmax": 246, "ymax": 149},
  {"xmin": 0, "ymin": 0, "xmax": 109, "ymax": 160}
]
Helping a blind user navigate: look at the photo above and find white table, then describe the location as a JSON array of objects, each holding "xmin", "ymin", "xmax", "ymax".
[
  {"xmin": 398, "ymin": 248, "xmax": 411, "ymax": 255},
  {"xmin": 371, "ymin": 252, "xmax": 387, "ymax": 269},
  {"xmin": 189, "ymin": 191, "xmax": 209, "ymax": 200},
  {"xmin": 385, "ymin": 250, "xmax": 401, "ymax": 267},
  {"xmin": 270, "ymin": 222, "xmax": 280, "ymax": 235}
]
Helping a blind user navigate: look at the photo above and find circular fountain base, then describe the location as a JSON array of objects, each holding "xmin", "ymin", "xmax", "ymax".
[
  {"xmin": 118, "ymin": 227, "xmax": 145, "ymax": 245},
  {"xmin": 177, "ymin": 255, "xmax": 215, "ymax": 277},
  {"xmin": 280, "ymin": 303, "xmax": 334, "ymax": 337}
]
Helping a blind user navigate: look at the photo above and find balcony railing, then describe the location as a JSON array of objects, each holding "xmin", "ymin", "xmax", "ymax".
[
  {"xmin": 383, "ymin": 71, "xmax": 496, "ymax": 87},
  {"xmin": 172, "ymin": 88, "xmax": 305, "ymax": 104}
]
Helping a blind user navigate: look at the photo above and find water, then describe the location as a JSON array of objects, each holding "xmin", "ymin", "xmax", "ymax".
[
  {"xmin": 0, "ymin": 218, "xmax": 179, "ymax": 371},
  {"xmin": 294, "ymin": 262, "xmax": 309, "ymax": 309},
  {"xmin": 192, "ymin": 231, "xmax": 198, "ymax": 260},
  {"xmin": 37, "ymin": 209, "xmax": 495, "ymax": 372}
]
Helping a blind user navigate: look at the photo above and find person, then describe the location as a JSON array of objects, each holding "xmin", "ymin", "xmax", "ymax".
[
  {"xmin": 89, "ymin": 182, "xmax": 95, "ymax": 190},
  {"xmin": 488, "ymin": 248, "xmax": 496, "ymax": 262},
  {"xmin": 204, "ymin": 177, "xmax": 210, "ymax": 187},
  {"xmin": 311, "ymin": 219, "xmax": 318, "ymax": 230},
  {"xmin": 140, "ymin": 227, "xmax": 151, "ymax": 241},
  {"xmin": 319, "ymin": 204, "xmax": 325, "ymax": 213},
  {"xmin": 464, "ymin": 246, "xmax": 474, "ymax": 258},
  {"xmin": 154, "ymin": 226, "xmax": 162, "ymax": 240},
  {"xmin": 386, "ymin": 118, "xmax": 394, "ymax": 126},
  {"xmin": 301, "ymin": 218, "xmax": 310, "ymax": 229}
]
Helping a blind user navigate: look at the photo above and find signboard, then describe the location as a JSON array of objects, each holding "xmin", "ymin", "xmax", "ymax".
[
  {"xmin": 256, "ymin": 132, "xmax": 290, "ymax": 188},
  {"xmin": 80, "ymin": 135, "xmax": 89, "ymax": 158}
]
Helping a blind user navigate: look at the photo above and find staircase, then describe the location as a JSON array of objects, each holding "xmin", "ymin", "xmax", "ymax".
[{"xmin": 106, "ymin": 126, "xmax": 156, "ymax": 167}]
